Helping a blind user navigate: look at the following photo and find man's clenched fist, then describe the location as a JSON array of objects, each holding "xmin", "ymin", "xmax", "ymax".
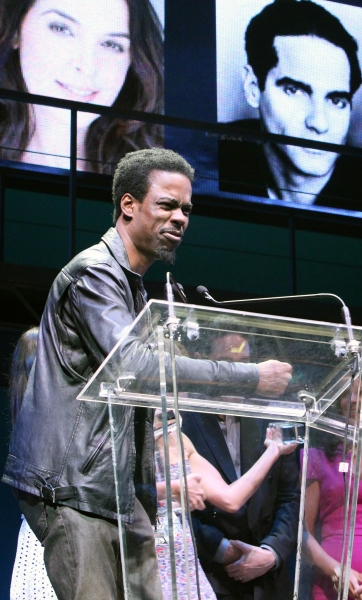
[{"xmin": 256, "ymin": 360, "xmax": 292, "ymax": 397}]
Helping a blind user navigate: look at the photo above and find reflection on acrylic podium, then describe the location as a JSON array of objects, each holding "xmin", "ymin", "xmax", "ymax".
[{"xmin": 78, "ymin": 300, "xmax": 362, "ymax": 600}]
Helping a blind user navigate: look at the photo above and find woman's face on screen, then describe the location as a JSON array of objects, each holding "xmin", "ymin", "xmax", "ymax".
[{"xmin": 18, "ymin": 0, "xmax": 131, "ymax": 124}]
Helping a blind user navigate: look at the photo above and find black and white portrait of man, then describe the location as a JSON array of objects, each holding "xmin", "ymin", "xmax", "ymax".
[{"xmin": 218, "ymin": 0, "xmax": 362, "ymax": 211}]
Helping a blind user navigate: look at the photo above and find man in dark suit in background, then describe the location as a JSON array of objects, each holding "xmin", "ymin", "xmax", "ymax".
[
  {"xmin": 219, "ymin": 0, "xmax": 362, "ymax": 211},
  {"xmin": 182, "ymin": 334, "xmax": 300, "ymax": 600}
]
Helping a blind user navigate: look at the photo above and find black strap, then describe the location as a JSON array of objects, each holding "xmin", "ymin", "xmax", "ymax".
[{"xmin": 39, "ymin": 484, "xmax": 78, "ymax": 504}]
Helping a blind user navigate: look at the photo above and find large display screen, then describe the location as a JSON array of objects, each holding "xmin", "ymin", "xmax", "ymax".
[
  {"xmin": 0, "ymin": 0, "xmax": 164, "ymax": 173},
  {"xmin": 217, "ymin": 0, "xmax": 362, "ymax": 213},
  {"xmin": 2, "ymin": 0, "xmax": 362, "ymax": 218}
]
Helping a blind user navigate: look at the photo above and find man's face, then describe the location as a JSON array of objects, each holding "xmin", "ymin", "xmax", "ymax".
[
  {"xmin": 129, "ymin": 170, "xmax": 192, "ymax": 265},
  {"xmin": 210, "ymin": 334, "xmax": 250, "ymax": 363},
  {"xmin": 257, "ymin": 35, "xmax": 352, "ymax": 178}
]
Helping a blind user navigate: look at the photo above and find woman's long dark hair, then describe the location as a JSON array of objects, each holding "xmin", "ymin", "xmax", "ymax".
[
  {"xmin": 9, "ymin": 326, "xmax": 38, "ymax": 426},
  {"xmin": 310, "ymin": 396, "xmax": 349, "ymax": 462},
  {"xmin": 0, "ymin": 0, "xmax": 163, "ymax": 173},
  {"xmin": 311, "ymin": 430, "xmax": 342, "ymax": 462}
]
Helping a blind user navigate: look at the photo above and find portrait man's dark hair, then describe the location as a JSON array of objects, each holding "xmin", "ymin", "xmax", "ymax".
[
  {"xmin": 112, "ymin": 147, "xmax": 195, "ymax": 223},
  {"xmin": 245, "ymin": 0, "xmax": 362, "ymax": 93}
]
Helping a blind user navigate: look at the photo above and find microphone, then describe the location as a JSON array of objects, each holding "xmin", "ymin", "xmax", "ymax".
[
  {"xmin": 196, "ymin": 286, "xmax": 359, "ymax": 357},
  {"xmin": 165, "ymin": 278, "xmax": 187, "ymax": 303},
  {"xmin": 164, "ymin": 282, "xmax": 187, "ymax": 303},
  {"xmin": 164, "ymin": 273, "xmax": 188, "ymax": 303},
  {"xmin": 196, "ymin": 286, "xmax": 211, "ymax": 300},
  {"xmin": 172, "ymin": 282, "xmax": 188, "ymax": 304}
]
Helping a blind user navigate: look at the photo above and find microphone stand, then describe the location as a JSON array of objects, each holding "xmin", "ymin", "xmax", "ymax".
[
  {"xmin": 164, "ymin": 273, "xmax": 201, "ymax": 600},
  {"xmin": 196, "ymin": 287, "xmax": 359, "ymax": 360}
]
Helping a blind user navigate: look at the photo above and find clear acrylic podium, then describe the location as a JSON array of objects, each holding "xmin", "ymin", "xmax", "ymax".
[{"xmin": 78, "ymin": 300, "xmax": 362, "ymax": 600}]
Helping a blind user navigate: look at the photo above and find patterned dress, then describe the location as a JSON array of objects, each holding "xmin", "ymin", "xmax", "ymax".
[
  {"xmin": 10, "ymin": 516, "xmax": 57, "ymax": 599},
  {"xmin": 155, "ymin": 460, "xmax": 216, "ymax": 599}
]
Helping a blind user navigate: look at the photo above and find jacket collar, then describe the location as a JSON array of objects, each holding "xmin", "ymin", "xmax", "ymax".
[
  {"xmin": 101, "ymin": 227, "xmax": 142, "ymax": 284},
  {"xmin": 192, "ymin": 412, "xmax": 238, "ymax": 483}
]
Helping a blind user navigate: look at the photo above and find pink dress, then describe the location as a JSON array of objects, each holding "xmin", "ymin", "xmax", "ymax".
[{"xmin": 304, "ymin": 447, "xmax": 362, "ymax": 600}]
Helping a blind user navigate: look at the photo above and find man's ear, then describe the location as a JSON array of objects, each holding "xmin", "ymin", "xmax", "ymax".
[
  {"xmin": 119, "ymin": 193, "xmax": 135, "ymax": 219},
  {"xmin": 243, "ymin": 65, "xmax": 261, "ymax": 109}
]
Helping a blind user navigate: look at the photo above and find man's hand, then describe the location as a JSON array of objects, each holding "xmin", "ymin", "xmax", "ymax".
[
  {"xmin": 184, "ymin": 473, "xmax": 206, "ymax": 510},
  {"xmin": 221, "ymin": 543, "xmax": 243, "ymax": 565},
  {"xmin": 225, "ymin": 541, "xmax": 276, "ymax": 582},
  {"xmin": 256, "ymin": 360, "xmax": 292, "ymax": 398}
]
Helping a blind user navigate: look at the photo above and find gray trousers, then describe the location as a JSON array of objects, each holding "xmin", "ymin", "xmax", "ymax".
[{"xmin": 17, "ymin": 492, "xmax": 163, "ymax": 600}]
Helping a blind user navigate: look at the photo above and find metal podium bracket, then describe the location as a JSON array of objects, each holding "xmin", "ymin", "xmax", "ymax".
[{"xmin": 297, "ymin": 390, "xmax": 317, "ymax": 413}]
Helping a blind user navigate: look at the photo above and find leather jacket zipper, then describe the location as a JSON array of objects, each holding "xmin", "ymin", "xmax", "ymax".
[{"xmin": 80, "ymin": 430, "xmax": 111, "ymax": 475}]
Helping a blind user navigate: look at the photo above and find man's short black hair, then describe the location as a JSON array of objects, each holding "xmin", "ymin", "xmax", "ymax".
[
  {"xmin": 112, "ymin": 148, "xmax": 195, "ymax": 223},
  {"xmin": 245, "ymin": 0, "xmax": 362, "ymax": 93}
]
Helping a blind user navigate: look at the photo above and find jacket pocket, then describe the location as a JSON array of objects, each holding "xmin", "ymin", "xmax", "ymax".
[{"xmin": 79, "ymin": 430, "xmax": 111, "ymax": 476}]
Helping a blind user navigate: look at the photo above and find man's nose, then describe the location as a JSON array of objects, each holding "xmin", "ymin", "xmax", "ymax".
[
  {"xmin": 170, "ymin": 208, "xmax": 188, "ymax": 229},
  {"xmin": 305, "ymin": 99, "xmax": 329, "ymax": 134}
]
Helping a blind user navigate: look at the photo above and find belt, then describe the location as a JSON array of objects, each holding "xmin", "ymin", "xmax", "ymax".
[{"xmin": 39, "ymin": 484, "xmax": 78, "ymax": 504}]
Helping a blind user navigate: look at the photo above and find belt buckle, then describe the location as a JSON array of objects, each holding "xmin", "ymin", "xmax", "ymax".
[{"xmin": 41, "ymin": 484, "xmax": 56, "ymax": 504}]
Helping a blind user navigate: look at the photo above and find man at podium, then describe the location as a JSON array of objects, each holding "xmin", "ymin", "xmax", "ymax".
[{"xmin": 3, "ymin": 149, "xmax": 292, "ymax": 600}]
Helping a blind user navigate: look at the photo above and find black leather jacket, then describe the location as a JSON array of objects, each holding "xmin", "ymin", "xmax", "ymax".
[{"xmin": 3, "ymin": 228, "xmax": 260, "ymax": 523}]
